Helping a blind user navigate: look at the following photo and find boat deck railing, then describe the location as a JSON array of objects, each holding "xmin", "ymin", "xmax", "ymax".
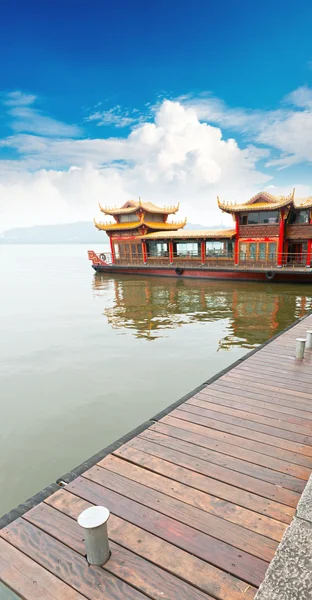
[{"xmin": 99, "ymin": 251, "xmax": 312, "ymax": 270}]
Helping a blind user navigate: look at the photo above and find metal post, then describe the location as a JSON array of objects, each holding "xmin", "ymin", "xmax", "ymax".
[
  {"xmin": 296, "ymin": 338, "xmax": 306, "ymax": 360},
  {"xmin": 306, "ymin": 331, "xmax": 312, "ymax": 350},
  {"xmin": 78, "ymin": 506, "xmax": 110, "ymax": 566}
]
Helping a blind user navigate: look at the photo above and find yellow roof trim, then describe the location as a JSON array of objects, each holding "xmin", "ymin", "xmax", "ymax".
[
  {"xmin": 140, "ymin": 229, "xmax": 236, "ymax": 240},
  {"xmin": 99, "ymin": 199, "xmax": 180, "ymax": 215},
  {"xmin": 218, "ymin": 189, "xmax": 295, "ymax": 213},
  {"xmin": 94, "ymin": 217, "xmax": 186, "ymax": 231},
  {"xmin": 294, "ymin": 197, "xmax": 312, "ymax": 209}
]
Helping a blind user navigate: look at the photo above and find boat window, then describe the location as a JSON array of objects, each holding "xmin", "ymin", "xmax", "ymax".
[
  {"xmin": 240, "ymin": 211, "xmax": 279, "ymax": 224},
  {"xmin": 247, "ymin": 213, "xmax": 259, "ymax": 225},
  {"xmin": 289, "ymin": 210, "xmax": 309, "ymax": 224},
  {"xmin": 249, "ymin": 243, "xmax": 256, "ymax": 260},
  {"xmin": 206, "ymin": 241, "xmax": 224, "ymax": 255},
  {"xmin": 147, "ymin": 241, "xmax": 168, "ymax": 256},
  {"xmin": 259, "ymin": 243, "xmax": 266, "ymax": 260},
  {"xmin": 114, "ymin": 243, "xmax": 120, "ymax": 259},
  {"xmin": 146, "ymin": 213, "xmax": 165, "ymax": 222},
  {"xmin": 268, "ymin": 243, "xmax": 277, "ymax": 260},
  {"xmin": 240, "ymin": 243, "xmax": 247, "ymax": 261},
  {"xmin": 119, "ymin": 214, "xmax": 140, "ymax": 223},
  {"xmin": 176, "ymin": 242, "xmax": 200, "ymax": 256},
  {"xmin": 226, "ymin": 241, "xmax": 234, "ymax": 257},
  {"xmin": 259, "ymin": 211, "xmax": 279, "ymax": 224}
]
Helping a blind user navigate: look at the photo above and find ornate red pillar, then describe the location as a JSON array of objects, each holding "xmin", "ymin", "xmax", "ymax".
[
  {"xmin": 142, "ymin": 241, "xmax": 147, "ymax": 264},
  {"xmin": 306, "ymin": 240, "xmax": 312, "ymax": 267},
  {"xmin": 307, "ymin": 210, "xmax": 312, "ymax": 268},
  {"xmin": 234, "ymin": 215, "xmax": 239, "ymax": 265},
  {"xmin": 201, "ymin": 240, "xmax": 205, "ymax": 264},
  {"xmin": 169, "ymin": 241, "xmax": 173, "ymax": 264},
  {"xmin": 277, "ymin": 210, "xmax": 285, "ymax": 267},
  {"xmin": 109, "ymin": 236, "xmax": 115, "ymax": 264}
]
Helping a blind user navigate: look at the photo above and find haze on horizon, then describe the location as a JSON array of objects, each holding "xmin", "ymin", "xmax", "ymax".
[{"xmin": 1, "ymin": 0, "xmax": 312, "ymax": 234}]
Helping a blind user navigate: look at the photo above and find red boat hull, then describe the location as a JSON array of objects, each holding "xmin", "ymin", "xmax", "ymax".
[{"xmin": 92, "ymin": 264, "xmax": 312, "ymax": 283}]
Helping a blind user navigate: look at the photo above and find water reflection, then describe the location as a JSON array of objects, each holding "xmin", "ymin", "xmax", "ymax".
[{"xmin": 93, "ymin": 274, "xmax": 312, "ymax": 349}]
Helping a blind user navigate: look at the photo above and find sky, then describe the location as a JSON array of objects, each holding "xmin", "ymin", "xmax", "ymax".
[{"xmin": 1, "ymin": 0, "xmax": 312, "ymax": 231}]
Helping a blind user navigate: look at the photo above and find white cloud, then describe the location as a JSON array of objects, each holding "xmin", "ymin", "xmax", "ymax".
[
  {"xmin": 1, "ymin": 91, "xmax": 312, "ymax": 232},
  {"xmin": 3, "ymin": 91, "xmax": 36, "ymax": 106},
  {"xmin": 1, "ymin": 90, "xmax": 81, "ymax": 138},
  {"xmin": 86, "ymin": 105, "xmax": 141, "ymax": 128},
  {"xmin": 0, "ymin": 99, "xmax": 273, "ymax": 231},
  {"xmin": 183, "ymin": 87, "xmax": 312, "ymax": 167}
]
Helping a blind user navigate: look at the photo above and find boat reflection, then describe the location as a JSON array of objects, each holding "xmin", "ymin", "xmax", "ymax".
[{"xmin": 92, "ymin": 274, "xmax": 312, "ymax": 348}]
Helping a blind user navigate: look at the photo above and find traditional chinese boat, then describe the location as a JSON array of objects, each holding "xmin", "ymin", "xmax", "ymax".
[{"xmin": 88, "ymin": 190, "xmax": 312, "ymax": 282}]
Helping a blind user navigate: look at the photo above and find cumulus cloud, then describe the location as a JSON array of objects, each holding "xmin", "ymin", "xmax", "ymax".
[
  {"xmin": 1, "ymin": 89, "xmax": 312, "ymax": 232},
  {"xmin": 0, "ymin": 99, "xmax": 273, "ymax": 231},
  {"xmin": 183, "ymin": 87, "xmax": 312, "ymax": 168}
]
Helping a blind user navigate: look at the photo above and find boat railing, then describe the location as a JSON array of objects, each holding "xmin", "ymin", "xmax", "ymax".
[{"xmin": 95, "ymin": 251, "xmax": 312, "ymax": 269}]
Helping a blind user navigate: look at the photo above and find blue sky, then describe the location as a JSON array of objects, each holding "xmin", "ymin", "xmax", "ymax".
[{"xmin": 1, "ymin": 0, "xmax": 312, "ymax": 230}]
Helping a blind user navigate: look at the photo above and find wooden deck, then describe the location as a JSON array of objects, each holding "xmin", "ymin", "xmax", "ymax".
[{"xmin": 2, "ymin": 315, "xmax": 312, "ymax": 599}]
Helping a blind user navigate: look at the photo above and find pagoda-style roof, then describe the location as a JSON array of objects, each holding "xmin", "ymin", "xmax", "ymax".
[
  {"xmin": 218, "ymin": 190, "xmax": 295, "ymax": 213},
  {"xmin": 99, "ymin": 199, "xmax": 180, "ymax": 216},
  {"xmin": 94, "ymin": 216, "xmax": 187, "ymax": 232},
  {"xmin": 140, "ymin": 229, "xmax": 235, "ymax": 240},
  {"xmin": 294, "ymin": 197, "xmax": 312, "ymax": 209}
]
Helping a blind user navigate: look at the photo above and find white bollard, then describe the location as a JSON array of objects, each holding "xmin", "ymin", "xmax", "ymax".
[
  {"xmin": 296, "ymin": 338, "xmax": 306, "ymax": 360},
  {"xmin": 78, "ymin": 505, "xmax": 110, "ymax": 566},
  {"xmin": 306, "ymin": 331, "xmax": 312, "ymax": 350}
]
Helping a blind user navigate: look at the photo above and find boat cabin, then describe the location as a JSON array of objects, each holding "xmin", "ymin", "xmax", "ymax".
[{"xmin": 93, "ymin": 190, "xmax": 312, "ymax": 269}]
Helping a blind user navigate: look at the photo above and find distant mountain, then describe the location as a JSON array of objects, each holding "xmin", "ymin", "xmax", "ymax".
[
  {"xmin": 0, "ymin": 221, "xmax": 227, "ymax": 244},
  {"xmin": 0, "ymin": 222, "xmax": 108, "ymax": 244},
  {"xmin": 185, "ymin": 223, "xmax": 227, "ymax": 231}
]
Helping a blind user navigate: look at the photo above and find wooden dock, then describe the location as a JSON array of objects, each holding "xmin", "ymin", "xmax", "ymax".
[{"xmin": 2, "ymin": 315, "xmax": 312, "ymax": 599}]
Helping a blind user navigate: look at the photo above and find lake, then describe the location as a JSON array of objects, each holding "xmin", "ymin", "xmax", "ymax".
[{"xmin": 1, "ymin": 243, "xmax": 312, "ymax": 517}]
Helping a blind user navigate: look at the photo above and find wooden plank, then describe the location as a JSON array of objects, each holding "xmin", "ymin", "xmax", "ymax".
[
  {"xmin": 189, "ymin": 395, "xmax": 312, "ymax": 436},
  {"xmin": 148, "ymin": 420, "xmax": 309, "ymax": 480},
  {"xmin": 24, "ymin": 502, "xmax": 212, "ymax": 600},
  {"xmin": 114, "ymin": 443, "xmax": 295, "ymax": 524},
  {"xmin": 133, "ymin": 433, "xmax": 301, "ymax": 506},
  {"xmin": 0, "ymin": 538, "xmax": 84, "ymax": 600},
  {"xmin": 83, "ymin": 465, "xmax": 278, "ymax": 562},
  {"xmin": 99, "ymin": 453, "xmax": 286, "ymax": 541},
  {"xmin": 246, "ymin": 355, "xmax": 312, "ymax": 372},
  {"xmin": 222, "ymin": 371, "xmax": 312, "ymax": 398},
  {"xmin": 179, "ymin": 403, "xmax": 312, "ymax": 447},
  {"xmin": 210, "ymin": 380, "xmax": 312, "ymax": 415},
  {"xmin": 46, "ymin": 489, "xmax": 257, "ymax": 600},
  {"xmin": 0, "ymin": 520, "xmax": 149, "ymax": 600},
  {"xmin": 199, "ymin": 386, "xmax": 312, "ymax": 425},
  {"xmin": 65, "ymin": 475, "xmax": 269, "ymax": 586},
  {"xmin": 215, "ymin": 377, "xmax": 312, "ymax": 405},
  {"xmin": 172, "ymin": 406, "xmax": 312, "ymax": 458},
  {"xmin": 239, "ymin": 353, "xmax": 312, "ymax": 371},
  {"xmin": 234, "ymin": 364, "xmax": 312, "ymax": 387},
  {"xmin": 162, "ymin": 414, "xmax": 312, "ymax": 470},
  {"xmin": 187, "ymin": 396, "xmax": 312, "ymax": 439},
  {"xmin": 140, "ymin": 427, "xmax": 305, "ymax": 495}
]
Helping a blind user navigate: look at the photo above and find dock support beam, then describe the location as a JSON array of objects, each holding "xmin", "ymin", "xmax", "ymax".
[
  {"xmin": 296, "ymin": 338, "xmax": 306, "ymax": 360},
  {"xmin": 78, "ymin": 506, "xmax": 110, "ymax": 566}
]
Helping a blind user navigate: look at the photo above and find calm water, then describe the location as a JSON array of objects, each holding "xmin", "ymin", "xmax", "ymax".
[{"xmin": 1, "ymin": 244, "xmax": 312, "ymax": 517}]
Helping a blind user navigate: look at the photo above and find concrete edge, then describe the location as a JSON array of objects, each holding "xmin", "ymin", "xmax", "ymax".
[
  {"xmin": 1, "ymin": 310, "xmax": 311, "ymax": 530},
  {"xmin": 255, "ymin": 474, "xmax": 312, "ymax": 599},
  {"xmin": 295, "ymin": 473, "xmax": 312, "ymax": 523}
]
